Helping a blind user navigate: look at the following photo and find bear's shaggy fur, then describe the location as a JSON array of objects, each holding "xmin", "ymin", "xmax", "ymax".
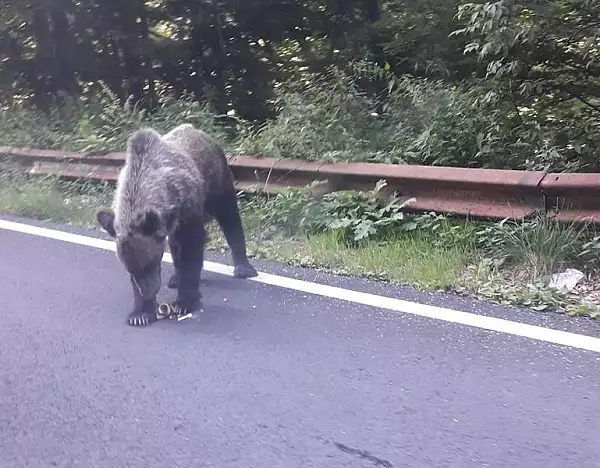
[{"xmin": 97, "ymin": 123, "xmax": 257, "ymax": 327}]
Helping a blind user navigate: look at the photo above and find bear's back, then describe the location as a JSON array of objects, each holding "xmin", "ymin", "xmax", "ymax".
[{"xmin": 162, "ymin": 124, "xmax": 231, "ymax": 195}]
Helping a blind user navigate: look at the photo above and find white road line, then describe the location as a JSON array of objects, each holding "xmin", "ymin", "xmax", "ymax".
[{"xmin": 1, "ymin": 217, "xmax": 600, "ymax": 353}]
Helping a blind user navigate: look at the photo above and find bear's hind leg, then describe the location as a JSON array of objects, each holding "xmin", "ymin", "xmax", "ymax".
[{"xmin": 213, "ymin": 188, "xmax": 258, "ymax": 279}]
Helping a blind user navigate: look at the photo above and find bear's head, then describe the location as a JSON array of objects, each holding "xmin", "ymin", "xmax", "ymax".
[{"xmin": 97, "ymin": 207, "xmax": 176, "ymax": 300}]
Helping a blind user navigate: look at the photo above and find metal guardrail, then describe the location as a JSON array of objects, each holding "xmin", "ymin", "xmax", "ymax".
[
  {"xmin": 539, "ymin": 173, "xmax": 600, "ymax": 223},
  {"xmin": 0, "ymin": 145, "xmax": 598, "ymax": 223}
]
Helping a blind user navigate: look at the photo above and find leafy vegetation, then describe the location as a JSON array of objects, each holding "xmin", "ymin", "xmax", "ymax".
[
  {"xmin": 474, "ymin": 215, "xmax": 589, "ymax": 280},
  {"xmin": 0, "ymin": 89, "xmax": 233, "ymax": 152},
  {"xmin": 0, "ymin": 169, "xmax": 112, "ymax": 225},
  {"xmin": 236, "ymin": 71, "xmax": 524, "ymax": 167},
  {"xmin": 240, "ymin": 180, "xmax": 417, "ymax": 244},
  {"xmin": 1, "ymin": 0, "xmax": 600, "ymax": 171}
]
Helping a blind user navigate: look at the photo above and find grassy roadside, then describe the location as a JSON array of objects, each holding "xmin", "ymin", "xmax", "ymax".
[{"xmin": 2, "ymin": 169, "xmax": 600, "ymax": 319}]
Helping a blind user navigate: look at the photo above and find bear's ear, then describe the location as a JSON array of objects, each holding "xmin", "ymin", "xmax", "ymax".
[
  {"xmin": 96, "ymin": 209, "xmax": 116, "ymax": 237},
  {"xmin": 137, "ymin": 209, "xmax": 161, "ymax": 236}
]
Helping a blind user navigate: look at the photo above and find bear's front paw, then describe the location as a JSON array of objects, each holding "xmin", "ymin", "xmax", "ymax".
[
  {"xmin": 127, "ymin": 311, "xmax": 158, "ymax": 327},
  {"xmin": 127, "ymin": 301, "xmax": 159, "ymax": 327}
]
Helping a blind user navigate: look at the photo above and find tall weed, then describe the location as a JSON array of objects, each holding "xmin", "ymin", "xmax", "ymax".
[{"xmin": 475, "ymin": 214, "xmax": 587, "ymax": 280}]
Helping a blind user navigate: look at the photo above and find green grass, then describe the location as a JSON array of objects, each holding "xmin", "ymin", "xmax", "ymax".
[
  {"xmin": 495, "ymin": 217, "xmax": 585, "ymax": 280},
  {"xmin": 473, "ymin": 214, "xmax": 594, "ymax": 281},
  {"xmin": 1, "ymin": 169, "xmax": 600, "ymax": 319},
  {"xmin": 204, "ymin": 228, "xmax": 471, "ymax": 291},
  {"xmin": 302, "ymin": 231, "xmax": 471, "ymax": 289},
  {"xmin": 0, "ymin": 170, "xmax": 112, "ymax": 226}
]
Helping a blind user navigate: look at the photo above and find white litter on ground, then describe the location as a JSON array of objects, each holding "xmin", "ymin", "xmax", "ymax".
[{"xmin": 549, "ymin": 268, "xmax": 585, "ymax": 293}]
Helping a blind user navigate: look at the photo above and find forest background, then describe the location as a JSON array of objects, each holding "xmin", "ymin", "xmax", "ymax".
[{"xmin": 0, "ymin": 0, "xmax": 597, "ymax": 173}]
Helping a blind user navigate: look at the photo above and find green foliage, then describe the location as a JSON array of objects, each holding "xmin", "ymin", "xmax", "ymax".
[
  {"xmin": 399, "ymin": 211, "xmax": 478, "ymax": 249},
  {"xmin": 240, "ymin": 188, "xmax": 319, "ymax": 237},
  {"xmin": 241, "ymin": 180, "xmax": 417, "ymax": 245},
  {"xmin": 474, "ymin": 214, "xmax": 588, "ymax": 279},
  {"xmin": 315, "ymin": 181, "xmax": 416, "ymax": 245},
  {"xmin": 452, "ymin": 0, "xmax": 600, "ymax": 172},
  {"xmin": 0, "ymin": 169, "xmax": 113, "ymax": 226},
  {"xmin": 238, "ymin": 65, "xmax": 512, "ymax": 168},
  {"xmin": 236, "ymin": 60, "xmax": 598, "ymax": 171},
  {"xmin": 0, "ymin": 87, "xmax": 231, "ymax": 152},
  {"xmin": 235, "ymin": 68, "xmax": 397, "ymax": 163},
  {"xmin": 578, "ymin": 233, "xmax": 600, "ymax": 266},
  {"xmin": 374, "ymin": 0, "xmax": 476, "ymax": 79}
]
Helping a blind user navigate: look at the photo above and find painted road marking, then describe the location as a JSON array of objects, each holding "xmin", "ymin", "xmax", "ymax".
[{"xmin": 2, "ymin": 217, "xmax": 600, "ymax": 353}]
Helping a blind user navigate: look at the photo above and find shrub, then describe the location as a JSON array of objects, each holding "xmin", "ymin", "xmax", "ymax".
[
  {"xmin": 235, "ymin": 62, "xmax": 569, "ymax": 171},
  {"xmin": 235, "ymin": 69, "xmax": 398, "ymax": 163},
  {"xmin": 241, "ymin": 180, "xmax": 417, "ymax": 245}
]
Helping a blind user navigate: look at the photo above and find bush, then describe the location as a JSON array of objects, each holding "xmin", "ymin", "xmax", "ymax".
[
  {"xmin": 0, "ymin": 85, "xmax": 232, "ymax": 153},
  {"xmin": 241, "ymin": 180, "xmax": 418, "ymax": 245},
  {"xmin": 235, "ymin": 68, "xmax": 398, "ymax": 163},
  {"xmin": 235, "ymin": 63, "xmax": 575, "ymax": 171}
]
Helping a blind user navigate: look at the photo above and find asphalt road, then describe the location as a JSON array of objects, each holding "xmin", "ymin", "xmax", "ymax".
[{"xmin": 1, "ymin": 218, "xmax": 600, "ymax": 468}]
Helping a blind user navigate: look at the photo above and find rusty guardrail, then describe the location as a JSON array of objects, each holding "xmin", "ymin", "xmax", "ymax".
[
  {"xmin": 0, "ymin": 145, "xmax": 596, "ymax": 223},
  {"xmin": 0, "ymin": 146, "xmax": 122, "ymax": 181},
  {"xmin": 540, "ymin": 173, "xmax": 600, "ymax": 223}
]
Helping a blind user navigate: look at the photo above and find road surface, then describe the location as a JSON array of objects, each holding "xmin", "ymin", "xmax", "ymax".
[{"xmin": 1, "ymin": 215, "xmax": 600, "ymax": 468}]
